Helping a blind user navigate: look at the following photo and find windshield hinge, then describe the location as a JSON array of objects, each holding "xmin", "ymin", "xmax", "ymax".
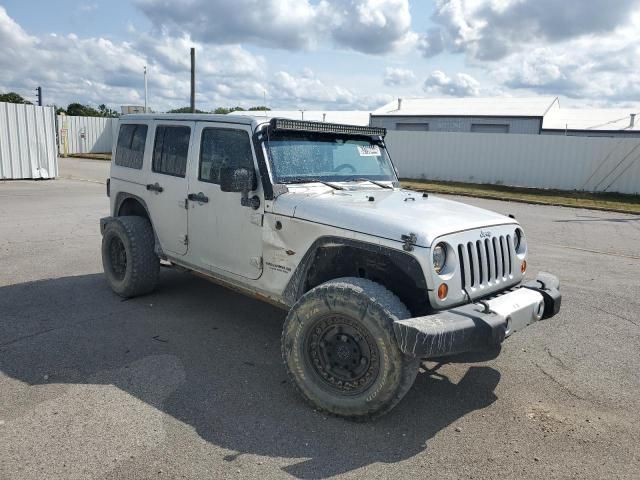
[
  {"xmin": 250, "ymin": 213, "xmax": 264, "ymax": 227},
  {"xmin": 401, "ymin": 233, "xmax": 417, "ymax": 252},
  {"xmin": 182, "ymin": 234, "xmax": 189, "ymax": 246},
  {"xmin": 250, "ymin": 256, "xmax": 263, "ymax": 269}
]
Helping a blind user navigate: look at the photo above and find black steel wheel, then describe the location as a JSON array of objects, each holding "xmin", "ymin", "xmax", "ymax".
[
  {"xmin": 305, "ymin": 315, "xmax": 380, "ymax": 395},
  {"xmin": 282, "ymin": 277, "xmax": 420, "ymax": 420},
  {"xmin": 108, "ymin": 236, "xmax": 127, "ymax": 281}
]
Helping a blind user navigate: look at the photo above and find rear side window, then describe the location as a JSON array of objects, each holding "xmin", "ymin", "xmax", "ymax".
[
  {"xmin": 199, "ymin": 128, "xmax": 254, "ymax": 184},
  {"xmin": 115, "ymin": 124, "xmax": 147, "ymax": 169},
  {"xmin": 152, "ymin": 125, "xmax": 191, "ymax": 177}
]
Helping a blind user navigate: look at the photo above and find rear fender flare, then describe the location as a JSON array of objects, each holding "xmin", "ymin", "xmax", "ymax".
[{"xmin": 112, "ymin": 192, "xmax": 163, "ymax": 257}]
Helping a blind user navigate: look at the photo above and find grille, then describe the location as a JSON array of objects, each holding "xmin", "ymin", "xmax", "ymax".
[{"xmin": 458, "ymin": 235, "xmax": 514, "ymax": 290}]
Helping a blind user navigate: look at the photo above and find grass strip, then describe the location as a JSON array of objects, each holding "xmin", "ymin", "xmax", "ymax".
[{"xmin": 401, "ymin": 179, "xmax": 640, "ymax": 215}]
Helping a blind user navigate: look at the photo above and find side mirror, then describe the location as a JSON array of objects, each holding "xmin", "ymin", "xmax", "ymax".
[
  {"xmin": 220, "ymin": 167, "xmax": 255, "ymax": 193},
  {"xmin": 219, "ymin": 167, "xmax": 260, "ymax": 209}
]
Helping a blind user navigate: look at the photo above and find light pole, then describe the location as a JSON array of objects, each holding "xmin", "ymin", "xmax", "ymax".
[
  {"xmin": 190, "ymin": 48, "xmax": 195, "ymax": 113},
  {"xmin": 144, "ymin": 65, "xmax": 148, "ymax": 113}
]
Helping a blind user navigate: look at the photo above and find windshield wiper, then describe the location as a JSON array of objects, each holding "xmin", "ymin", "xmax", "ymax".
[
  {"xmin": 352, "ymin": 178, "xmax": 394, "ymax": 189},
  {"xmin": 285, "ymin": 179, "xmax": 344, "ymax": 190}
]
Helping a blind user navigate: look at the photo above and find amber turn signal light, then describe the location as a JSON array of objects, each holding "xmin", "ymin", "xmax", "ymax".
[
  {"xmin": 437, "ymin": 283, "xmax": 448, "ymax": 300},
  {"xmin": 521, "ymin": 259, "xmax": 527, "ymax": 274}
]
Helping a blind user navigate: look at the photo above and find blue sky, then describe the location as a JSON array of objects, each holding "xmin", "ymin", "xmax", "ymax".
[{"xmin": 1, "ymin": 1, "xmax": 639, "ymax": 111}]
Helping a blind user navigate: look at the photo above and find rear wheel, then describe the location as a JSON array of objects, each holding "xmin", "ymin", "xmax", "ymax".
[
  {"xmin": 282, "ymin": 277, "xmax": 420, "ymax": 420},
  {"xmin": 101, "ymin": 216, "xmax": 159, "ymax": 298}
]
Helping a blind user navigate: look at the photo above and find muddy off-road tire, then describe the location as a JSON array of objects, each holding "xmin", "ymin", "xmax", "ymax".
[
  {"xmin": 282, "ymin": 277, "xmax": 420, "ymax": 420},
  {"xmin": 102, "ymin": 216, "xmax": 159, "ymax": 298}
]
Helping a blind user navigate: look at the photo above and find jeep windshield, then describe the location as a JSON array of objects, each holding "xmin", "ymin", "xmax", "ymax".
[{"xmin": 264, "ymin": 132, "xmax": 397, "ymax": 185}]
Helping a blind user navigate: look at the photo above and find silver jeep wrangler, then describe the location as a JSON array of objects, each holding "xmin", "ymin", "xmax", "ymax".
[{"xmin": 101, "ymin": 114, "xmax": 561, "ymax": 419}]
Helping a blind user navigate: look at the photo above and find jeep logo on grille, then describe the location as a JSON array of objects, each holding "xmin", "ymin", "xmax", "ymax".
[{"xmin": 480, "ymin": 230, "xmax": 492, "ymax": 238}]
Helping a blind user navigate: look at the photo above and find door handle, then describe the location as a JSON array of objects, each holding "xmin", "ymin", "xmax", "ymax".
[
  {"xmin": 146, "ymin": 182, "xmax": 164, "ymax": 193},
  {"xmin": 187, "ymin": 192, "xmax": 209, "ymax": 203}
]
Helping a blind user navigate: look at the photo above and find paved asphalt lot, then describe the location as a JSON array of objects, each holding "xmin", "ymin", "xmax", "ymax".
[{"xmin": 1, "ymin": 157, "xmax": 639, "ymax": 479}]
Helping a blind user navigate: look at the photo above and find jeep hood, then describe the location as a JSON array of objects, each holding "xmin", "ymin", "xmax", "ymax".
[{"xmin": 272, "ymin": 188, "xmax": 517, "ymax": 247}]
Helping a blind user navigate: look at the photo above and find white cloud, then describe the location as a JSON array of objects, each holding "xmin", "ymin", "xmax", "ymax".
[
  {"xmin": 261, "ymin": 69, "xmax": 390, "ymax": 110},
  {"xmin": 79, "ymin": 3, "xmax": 98, "ymax": 12},
  {"xmin": 423, "ymin": 70, "xmax": 480, "ymax": 97},
  {"xmin": 0, "ymin": 8, "xmax": 148, "ymax": 106},
  {"xmin": 494, "ymin": 37, "xmax": 640, "ymax": 102},
  {"xmin": 271, "ymin": 70, "xmax": 360, "ymax": 107},
  {"xmin": 136, "ymin": 0, "xmax": 417, "ymax": 54},
  {"xmin": 425, "ymin": 0, "xmax": 640, "ymax": 61},
  {"xmin": 488, "ymin": 11, "xmax": 640, "ymax": 102},
  {"xmin": 417, "ymin": 28, "xmax": 444, "ymax": 57},
  {"xmin": 0, "ymin": 6, "xmax": 386, "ymax": 111},
  {"xmin": 383, "ymin": 67, "xmax": 417, "ymax": 87},
  {"xmin": 137, "ymin": 0, "xmax": 318, "ymax": 50},
  {"xmin": 419, "ymin": 0, "xmax": 640, "ymax": 104},
  {"xmin": 326, "ymin": 0, "xmax": 418, "ymax": 54}
]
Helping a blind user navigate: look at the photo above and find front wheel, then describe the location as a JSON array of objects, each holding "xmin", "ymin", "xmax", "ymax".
[{"xmin": 281, "ymin": 278, "xmax": 420, "ymax": 420}]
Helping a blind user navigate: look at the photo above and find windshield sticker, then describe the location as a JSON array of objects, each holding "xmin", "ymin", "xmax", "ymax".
[{"xmin": 356, "ymin": 145, "xmax": 381, "ymax": 157}]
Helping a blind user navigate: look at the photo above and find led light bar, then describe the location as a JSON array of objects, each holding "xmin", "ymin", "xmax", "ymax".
[{"xmin": 270, "ymin": 118, "xmax": 386, "ymax": 137}]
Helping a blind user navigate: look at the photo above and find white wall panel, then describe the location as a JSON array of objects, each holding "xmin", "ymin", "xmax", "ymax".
[
  {"xmin": 386, "ymin": 131, "xmax": 640, "ymax": 195},
  {"xmin": 0, "ymin": 102, "xmax": 57, "ymax": 179},
  {"xmin": 57, "ymin": 115, "xmax": 118, "ymax": 154}
]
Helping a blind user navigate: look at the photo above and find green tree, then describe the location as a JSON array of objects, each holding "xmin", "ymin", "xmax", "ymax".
[
  {"xmin": 62, "ymin": 102, "xmax": 119, "ymax": 117},
  {"xmin": 0, "ymin": 92, "xmax": 32, "ymax": 104},
  {"xmin": 248, "ymin": 106, "xmax": 271, "ymax": 111},
  {"xmin": 98, "ymin": 104, "xmax": 119, "ymax": 117},
  {"xmin": 214, "ymin": 106, "xmax": 246, "ymax": 114},
  {"xmin": 65, "ymin": 103, "xmax": 101, "ymax": 116},
  {"xmin": 167, "ymin": 106, "xmax": 208, "ymax": 113}
]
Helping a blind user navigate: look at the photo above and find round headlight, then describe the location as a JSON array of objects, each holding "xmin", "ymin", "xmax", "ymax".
[
  {"xmin": 515, "ymin": 229, "xmax": 524, "ymax": 251},
  {"xmin": 433, "ymin": 243, "xmax": 447, "ymax": 274}
]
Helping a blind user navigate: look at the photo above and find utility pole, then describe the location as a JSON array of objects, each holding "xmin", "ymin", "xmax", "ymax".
[
  {"xmin": 35, "ymin": 86, "xmax": 42, "ymax": 106},
  {"xmin": 144, "ymin": 66, "xmax": 148, "ymax": 113},
  {"xmin": 190, "ymin": 47, "xmax": 196, "ymax": 113}
]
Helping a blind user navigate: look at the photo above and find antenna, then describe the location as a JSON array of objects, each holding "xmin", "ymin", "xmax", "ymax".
[{"xmin": 263, "ymin": 90, "xmax": 267, "ymax": 117}]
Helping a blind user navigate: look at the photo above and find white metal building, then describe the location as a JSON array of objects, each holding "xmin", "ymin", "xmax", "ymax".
[
  {"xmin": 542, "ymin": 108, "xmax": 640, "ymax": 138},
  {"xmin": 371, "ymin": 97, "xmax": 559, "ymax": 134},
  {"xmin": 121, "ymin": 105, "xmax": 145, "ymax": 114},
  {"xmin": 371, "ymin": 97, "xmax": 640, "ymax": 138}
]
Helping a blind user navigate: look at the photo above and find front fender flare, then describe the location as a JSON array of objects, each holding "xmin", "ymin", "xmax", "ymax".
[{"xmin": 281, "ymin": 236, "xmax": 429, "ymax": 312}]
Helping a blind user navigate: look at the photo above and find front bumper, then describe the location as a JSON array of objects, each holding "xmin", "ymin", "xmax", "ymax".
[{"xmin": 393, "ymin": 272, "xmax": 561, "ymax": 358}]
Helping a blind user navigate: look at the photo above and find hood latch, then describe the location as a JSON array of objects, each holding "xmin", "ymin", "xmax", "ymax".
[{"xmin": 401, "ymin": 233, "xmax": 417, "ymax": 252}]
